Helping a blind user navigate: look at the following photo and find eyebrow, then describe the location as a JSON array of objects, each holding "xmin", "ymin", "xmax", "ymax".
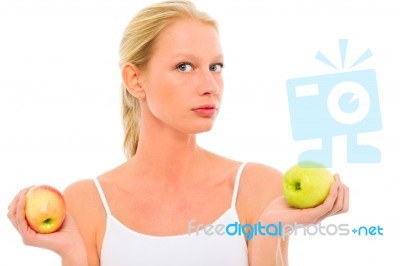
[{"xmin": 172, "ymin": 53, "xmax": 224, "ymax": 62}]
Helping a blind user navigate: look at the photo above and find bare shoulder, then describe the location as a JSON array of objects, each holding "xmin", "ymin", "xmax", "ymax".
[
  {"xmin": 62, "ymin": 160, "xmax": 125, "ymax": 208},
  {"xmin": 63, "ymin": 179, "xmax": 104, "ymax": 264},
  {"xmin": 237, "ymin": 162, "xmax": 284, "ymax": 224},
  {"xmin": 63, "ymin": 178, "xmax": 106, "ymax": 230},
  {"xmin": 63, "ymin": 179, "xmax": 100, "ymax": 212}
]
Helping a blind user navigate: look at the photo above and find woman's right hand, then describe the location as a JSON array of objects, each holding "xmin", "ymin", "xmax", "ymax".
[{"xmin": 7, "ymin": 187, "xmax": 87, "ymax": 265}]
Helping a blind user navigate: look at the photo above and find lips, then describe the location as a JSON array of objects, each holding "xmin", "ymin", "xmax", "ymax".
[{"xmin": 192, "ymin": 105, "xmax": 218, "ymax": 116}]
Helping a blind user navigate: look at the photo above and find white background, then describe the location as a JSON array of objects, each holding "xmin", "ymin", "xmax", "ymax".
[{"xmin": 1, "ymin": 0, "xmax": 399, "ymax": 265}]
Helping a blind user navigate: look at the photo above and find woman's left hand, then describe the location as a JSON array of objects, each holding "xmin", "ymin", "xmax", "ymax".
[
  {"xmin": 262, "ymin": 173, "xmax": 349, "ymax": 226},
  {"xmin": 249, "ymin": 174, "xmax": 349, "ymax": 266}
]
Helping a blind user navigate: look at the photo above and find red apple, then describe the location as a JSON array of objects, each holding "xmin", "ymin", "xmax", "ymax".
[{"xmin": 24, "ymin": 185, "xmax": 66, "ymax": 234}]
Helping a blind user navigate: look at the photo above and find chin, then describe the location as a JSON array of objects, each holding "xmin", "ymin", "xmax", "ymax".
[
  {"xmin": 186, "ymin": 120, "xmax": 215, "ymax": 134},
  {"xmin": 196, "ymin": 127, "xmax": 213, "ymax": 134}
]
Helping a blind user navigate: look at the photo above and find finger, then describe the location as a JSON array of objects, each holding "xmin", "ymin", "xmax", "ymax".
[
  {"xmin": 7, "ymin": 200, "xmax": 18, "ymax": 230},
  {"xmin": 320, "ymin": 176, "xmax": 339, "ymax": 211},
  {"xmin": 330, "ymin": 174, "xmax": 345, "ymax": 214},
  {"xmin": 308, "ymin": 178, "xmax": 339, "ymax": 223},
  {"xmin": 8, "ymin": 190, "xmax": 21, "ymax": 211},
  {"xmin": 316, "ymin": 176, "xmax": 349, "ymax": 222},
  {"xmin": 8, "ymin": 186, "xmax": 33, "ymax": 211},
  {"xmin": 7, "ymin": 189, "xmax": 27, "ymax": 230},
  {"xmin": 15, "ymin": 190, "xmax": 43, "ymax": 246},
  {"xmin": 318, "ymin": 175, "xmax": 343, "ymax": 221},
  {"xmin": 337, "ymin": 184, "xmax": 349, "ymax": 214},
  {"xmin": 328, "ymin": 175, "xmax": 349, "ymax": 216},
  {"xmin": 15, "ymin": 190, "xmax": 29, "ymax": 234}
]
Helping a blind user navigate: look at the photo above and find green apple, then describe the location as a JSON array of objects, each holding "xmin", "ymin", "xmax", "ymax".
[
  {"xmin": 283, "ymin": 161, "xmax": 334, "ymax": 209},
  {"xmin": 24, "ymin": 185, "xmax": 66, "ymax": 234}
]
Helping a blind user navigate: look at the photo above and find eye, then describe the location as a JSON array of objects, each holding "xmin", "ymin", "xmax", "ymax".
[
  {"xmin": 177, "ymin": 62, "xmax": 194, "ymax": 72},
  {"xmin": 210, "ymin": 63, "xmax": 224, "ymax": 72}
]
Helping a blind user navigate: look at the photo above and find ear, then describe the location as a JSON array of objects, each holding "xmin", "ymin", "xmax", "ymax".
[{"xmin": 122, "ymin": 63, "xmax": 145, "ymax": 100}]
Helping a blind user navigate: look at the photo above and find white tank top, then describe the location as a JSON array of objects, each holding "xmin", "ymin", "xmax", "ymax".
[{"xmin": 93, "ymin": 162, "xmax": 249, "ymax": 266}]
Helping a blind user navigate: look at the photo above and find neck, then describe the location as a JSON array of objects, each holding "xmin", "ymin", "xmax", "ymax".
[{"xmin": 129, "ymin": 117, "xmax": 208, "ymax": 184}]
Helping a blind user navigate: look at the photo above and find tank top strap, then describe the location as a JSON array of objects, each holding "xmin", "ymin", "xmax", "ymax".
[
  {"xmin": 93, "ymin": 177, "xmax": 112, "ymax": 216},
  {"xmin": 230, "ymin": 162, "xmax": 247, "ymax": 208}
]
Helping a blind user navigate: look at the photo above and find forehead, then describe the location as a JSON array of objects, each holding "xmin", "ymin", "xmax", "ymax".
[{"xmin": 152, "ymin": 18, "xmax": 222, "ymax": 59}]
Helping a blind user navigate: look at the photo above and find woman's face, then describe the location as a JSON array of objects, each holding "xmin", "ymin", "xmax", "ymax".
[{"xmin": 140, "ymin": 18, "xmax": 224, "ymax": 134}]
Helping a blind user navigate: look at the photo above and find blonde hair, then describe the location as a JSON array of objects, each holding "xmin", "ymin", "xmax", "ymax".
[{"xmin": 120, "ymin": 0, "xmax": 218, "ymax": 159}]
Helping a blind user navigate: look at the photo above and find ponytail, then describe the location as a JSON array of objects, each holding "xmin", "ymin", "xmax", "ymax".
[{"xmin": 121, "ymin": 83, "xmax": 141, "ymax": 159}]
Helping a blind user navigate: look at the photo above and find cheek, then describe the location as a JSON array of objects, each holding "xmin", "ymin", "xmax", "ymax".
[
  {"xmin": 216, "ymin": 76, "xmax": 224, "ymax": 97},
  {"xmin": 144, "ymin": 77, "xmax": 184, "ymax": 116},
  {"xmin": 144, "ymin": 88, "xmax": 169, "ymax": 116}
]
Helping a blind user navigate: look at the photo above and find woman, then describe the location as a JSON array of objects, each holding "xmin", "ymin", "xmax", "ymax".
[{"xmin": 7, "ymin": 1, "xmax": 349, "ymax": 265}]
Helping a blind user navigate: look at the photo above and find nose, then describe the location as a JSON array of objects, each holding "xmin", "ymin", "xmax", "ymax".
[{"xmin": 198, "ymin": 69, "xmax": 221, "ymax": 95}]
